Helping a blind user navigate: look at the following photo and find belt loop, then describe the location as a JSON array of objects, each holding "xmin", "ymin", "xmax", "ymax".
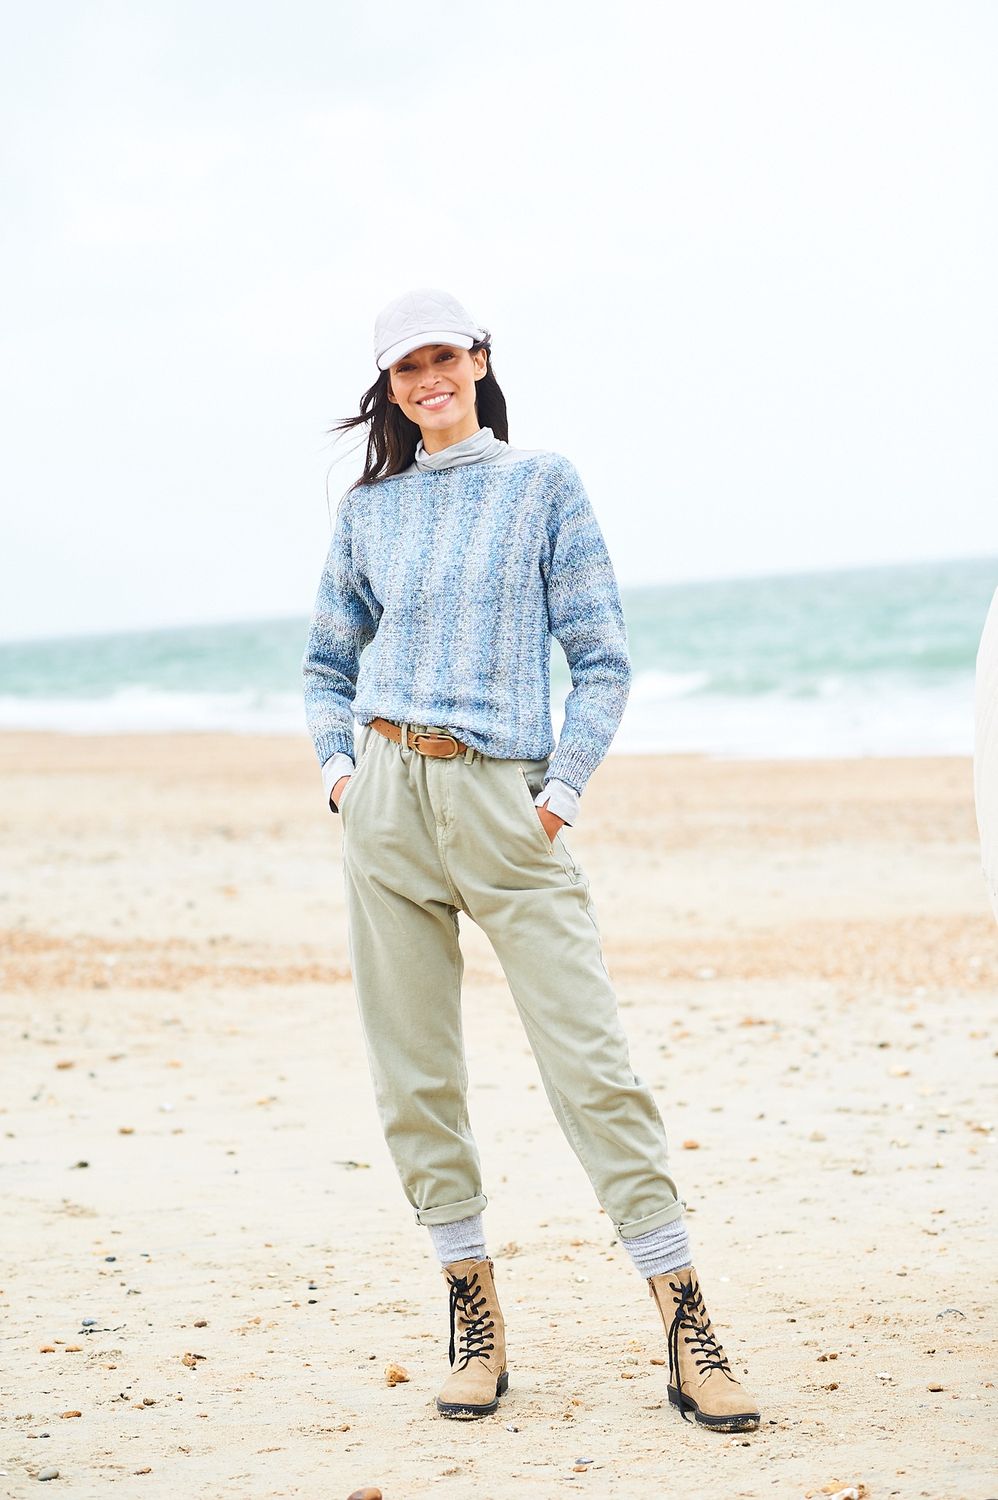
[
  {"xmin": 400, "ymin": 722, "xmax": 410, "ymax": 753},
  {"xmin": 464, "ymin": 743, "xmax": 475, "ymax": 764}
]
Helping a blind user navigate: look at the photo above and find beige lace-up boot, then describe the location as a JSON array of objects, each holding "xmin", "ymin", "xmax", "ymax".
[
  {"xmin": 435, "ymin": 1256, "xmax": 509, "ymax": 1419},
  {"xmin": 648, "ymin": 1264, "xmax": 761, "ymax": 1432}
]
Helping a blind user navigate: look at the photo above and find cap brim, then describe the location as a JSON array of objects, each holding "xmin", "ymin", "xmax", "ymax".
[{"xmin": 377, "ymin": 331, "xmax": 475, "ymax": 370}]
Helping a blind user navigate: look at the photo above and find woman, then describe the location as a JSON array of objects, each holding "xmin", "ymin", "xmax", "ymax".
[{"xmin": 301, "ymin": 286, "xmax": 760, "ymax": 1432}]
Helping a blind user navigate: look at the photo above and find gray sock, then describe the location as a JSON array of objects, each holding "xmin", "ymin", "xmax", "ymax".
[
  {"xmin": 427, "ymin": 1212, "xmax": 488, "ymax": 1266},
  {"xmin": 620, "ymin": 1214, "xmax": 693, "ymax": 1279}
]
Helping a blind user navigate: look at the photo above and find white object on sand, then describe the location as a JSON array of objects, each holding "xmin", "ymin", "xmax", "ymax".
[{"xmin": 974, "ymin": 584, "xmax": 998, "ymax": 922}]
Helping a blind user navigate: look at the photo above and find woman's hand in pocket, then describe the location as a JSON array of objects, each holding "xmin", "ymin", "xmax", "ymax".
[
  {"xmin": 331, "ymin": 774, "xmax": 352, "ymax": 811},
  {"xmin": 537, "ymin": 804, "xmax": 565, "ymax": 842}
]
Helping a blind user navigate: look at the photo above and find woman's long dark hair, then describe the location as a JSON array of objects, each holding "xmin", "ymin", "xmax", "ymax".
[{"xmin": 329, "ymin": 337, "xmax": 509, "ymax": 485}]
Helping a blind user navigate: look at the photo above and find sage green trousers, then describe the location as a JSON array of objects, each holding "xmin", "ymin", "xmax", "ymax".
[{"xmin": 339, "ymin": 719, "xmax": 685, "ymax": 1242}]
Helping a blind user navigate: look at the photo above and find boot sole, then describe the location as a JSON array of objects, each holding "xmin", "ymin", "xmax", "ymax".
[
  {"xmin": 436, "ymin": 1369, "xmax": 509, "ymax": 1419},
  {"xmin": 668, "ymin": 1384, "xmax": 760, "ymax": 1432}
]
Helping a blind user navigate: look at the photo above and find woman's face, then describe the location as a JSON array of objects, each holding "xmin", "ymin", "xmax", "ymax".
[{"xmin": 386, "ymin": 343, "xmax": 488, "ymax": 439}]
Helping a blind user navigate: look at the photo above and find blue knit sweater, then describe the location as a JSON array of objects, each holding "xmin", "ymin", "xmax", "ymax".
[{"xmin": 301, "ymin": 437, "xmax": 632, "ymax": 802}]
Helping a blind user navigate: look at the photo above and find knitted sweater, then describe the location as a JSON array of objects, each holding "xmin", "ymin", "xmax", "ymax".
[
  {"xmin": 301, "ymin": 428, "xmax": 632, "ymax": 817},
  {"xmin": 315, "ymin": 427, "xmax": 589, "ymax": 824}
]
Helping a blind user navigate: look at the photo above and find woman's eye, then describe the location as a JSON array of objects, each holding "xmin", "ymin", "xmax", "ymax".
[{"xmin": 396, "ymin": 351, "xmax": 453, "ymax": 373}]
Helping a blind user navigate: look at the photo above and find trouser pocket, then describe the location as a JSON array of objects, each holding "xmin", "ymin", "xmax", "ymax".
[
  {"xmin": 339, "ymin": 722, "xmax": 375, "ymax": 820},
  {"xmin": 513, "ymin": 762, "xmax": 559, "ymax": 853}
]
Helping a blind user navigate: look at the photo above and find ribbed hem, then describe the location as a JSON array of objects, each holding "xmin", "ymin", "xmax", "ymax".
[
  {"xmin": 544, "ymin": 745, "xmax": 594, "ymax": 797},
  {"xmin": 314, "ymin": 729, "xmax": 357, "ymax": 764}
]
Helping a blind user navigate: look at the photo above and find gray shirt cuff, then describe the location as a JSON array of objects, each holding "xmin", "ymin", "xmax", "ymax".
[
  {"xmin": 321, "ymin": 751, "xmax": 356, "ymax": 812},
  {"xmin": 534, "ymin": 777, "xmax": 579, "ymax": 826}
]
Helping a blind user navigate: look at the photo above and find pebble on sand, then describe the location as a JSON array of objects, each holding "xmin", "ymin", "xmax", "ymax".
[
  {"xmin": 347, "ymin": 1489, "xmax": 382, "ymax": 1500},
  {"xmin": 385, "ymin": 1362, "xmax": 409, "ymax": 1386},
  {"xmin": 37, "ymin": 1469, "xmax": 59, "ymax": 1481}
]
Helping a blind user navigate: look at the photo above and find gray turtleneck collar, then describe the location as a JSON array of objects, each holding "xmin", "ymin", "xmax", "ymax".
[{"xmin": 412, "ymin": 425, "xmax": 508, "ymax": 472}]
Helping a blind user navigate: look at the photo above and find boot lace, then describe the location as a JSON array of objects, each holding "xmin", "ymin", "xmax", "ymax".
[
  {"xmin": 446, "ymin": 1267, "xmax": 496, "ymax": 1372},
  {"xmin": 666, "ymin": 1272, "xmax": 736, "ymax": 1422}
]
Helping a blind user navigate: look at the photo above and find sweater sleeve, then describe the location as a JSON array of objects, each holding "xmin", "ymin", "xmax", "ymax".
[
  {"xmin": 541, "ymin": 458, "xmax": 632, "ymax": 795},
  {"xmin": 301, "ymin": 485, "xmax": 382, "ymax": 770}
]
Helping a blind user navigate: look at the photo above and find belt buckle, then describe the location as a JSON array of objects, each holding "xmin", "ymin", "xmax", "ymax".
[{"xmin": 414, "ymin": 730, "xmax": 460, "ymax": 759}]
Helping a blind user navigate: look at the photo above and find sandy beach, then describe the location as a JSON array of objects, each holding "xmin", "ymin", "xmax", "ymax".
[{"xmin": 2, "ymin": 731, "xmax": 995, "ymax": 1499}]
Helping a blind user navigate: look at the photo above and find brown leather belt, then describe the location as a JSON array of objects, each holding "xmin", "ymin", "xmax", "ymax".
[{"xmin": 368, "ymin": 716, "xmax": 472, "ymax": 759}]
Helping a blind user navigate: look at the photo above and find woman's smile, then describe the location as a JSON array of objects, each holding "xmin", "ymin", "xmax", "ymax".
[{"xmin": 417, "ymin": 391, "xmax": 454, "ymax": 410}]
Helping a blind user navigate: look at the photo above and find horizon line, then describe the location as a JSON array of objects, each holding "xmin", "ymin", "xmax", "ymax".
[{"xmin": 1, "ymin": 549, "xmax": 995, "ymax": 650}]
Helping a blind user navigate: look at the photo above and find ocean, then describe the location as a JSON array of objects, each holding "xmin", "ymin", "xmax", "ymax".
[{"xmin": 1, "ymin": 556, "xmax": 994, "ymax": 759}]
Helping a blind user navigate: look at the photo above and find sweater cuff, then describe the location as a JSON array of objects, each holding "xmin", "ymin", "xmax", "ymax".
[{"xmin": 315, "ymin": 729, "xmax": 360, "ymax": 766}]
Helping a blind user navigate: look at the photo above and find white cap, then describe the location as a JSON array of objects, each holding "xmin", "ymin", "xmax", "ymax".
[{"xmin": 373, "ymin": 286, "xmax": 487, "ymax": 371}]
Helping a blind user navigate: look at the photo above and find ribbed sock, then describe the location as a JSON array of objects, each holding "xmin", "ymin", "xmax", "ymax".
[
  {"xmin": 427, "ymin": 1212, "xmax": 488, "ymax": 1266},
  {"xmin": 620, "ymin": 1214, "xmax": 693, "ymax": 1279}
]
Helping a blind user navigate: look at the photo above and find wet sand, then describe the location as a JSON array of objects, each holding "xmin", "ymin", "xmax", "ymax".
[{"xmin": 2, "ymin": 733, "xmax": 995, "ymax": 1498}]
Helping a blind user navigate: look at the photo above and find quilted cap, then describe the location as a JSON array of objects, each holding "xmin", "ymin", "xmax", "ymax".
[{"xmin": 374, "ymin": 286, "xmax": 487, "ymax": 371}]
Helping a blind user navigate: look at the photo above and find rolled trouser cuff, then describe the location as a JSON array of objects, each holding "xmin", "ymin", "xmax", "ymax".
[
  {"xmin": 616, "ymin": 1199, "xmax": 687, "ymax": 1239},
  {"xmin": 414, "ymin": 1193, "xmax": 489, "ymax": 1227}
]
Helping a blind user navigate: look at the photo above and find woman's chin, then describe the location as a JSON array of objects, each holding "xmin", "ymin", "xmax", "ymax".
[{"xmin": 414, "ymin": 411, "xmax": 463, "ymax": 427}]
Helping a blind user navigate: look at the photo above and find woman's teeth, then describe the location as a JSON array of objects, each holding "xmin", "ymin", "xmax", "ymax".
[{"xmin": 418, "ymin": 392, "xmax": 452, "ymax": 408}]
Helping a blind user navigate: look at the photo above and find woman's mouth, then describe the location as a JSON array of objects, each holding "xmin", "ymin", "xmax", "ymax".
[{"xmin": 416, "ymin": 391, "xmax": 453, "ymax": 410}]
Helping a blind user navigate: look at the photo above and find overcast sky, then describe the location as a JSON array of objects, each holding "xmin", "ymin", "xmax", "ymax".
[{"xmin": 2, "ymin": 0, "xmax": 995, "ymax": 642}]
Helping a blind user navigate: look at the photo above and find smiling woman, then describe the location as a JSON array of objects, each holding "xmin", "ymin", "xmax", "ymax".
[
  {"xmin": 328, "ymin": 289, "xmax": 508, "ymax": 482},
  {"xmin": 301, "ymin": 285, "xmax": 761, "ymax": 1434},
  {"xmin": 390, "ymin": 343, "xmax": 483, "ymax": 428}
]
